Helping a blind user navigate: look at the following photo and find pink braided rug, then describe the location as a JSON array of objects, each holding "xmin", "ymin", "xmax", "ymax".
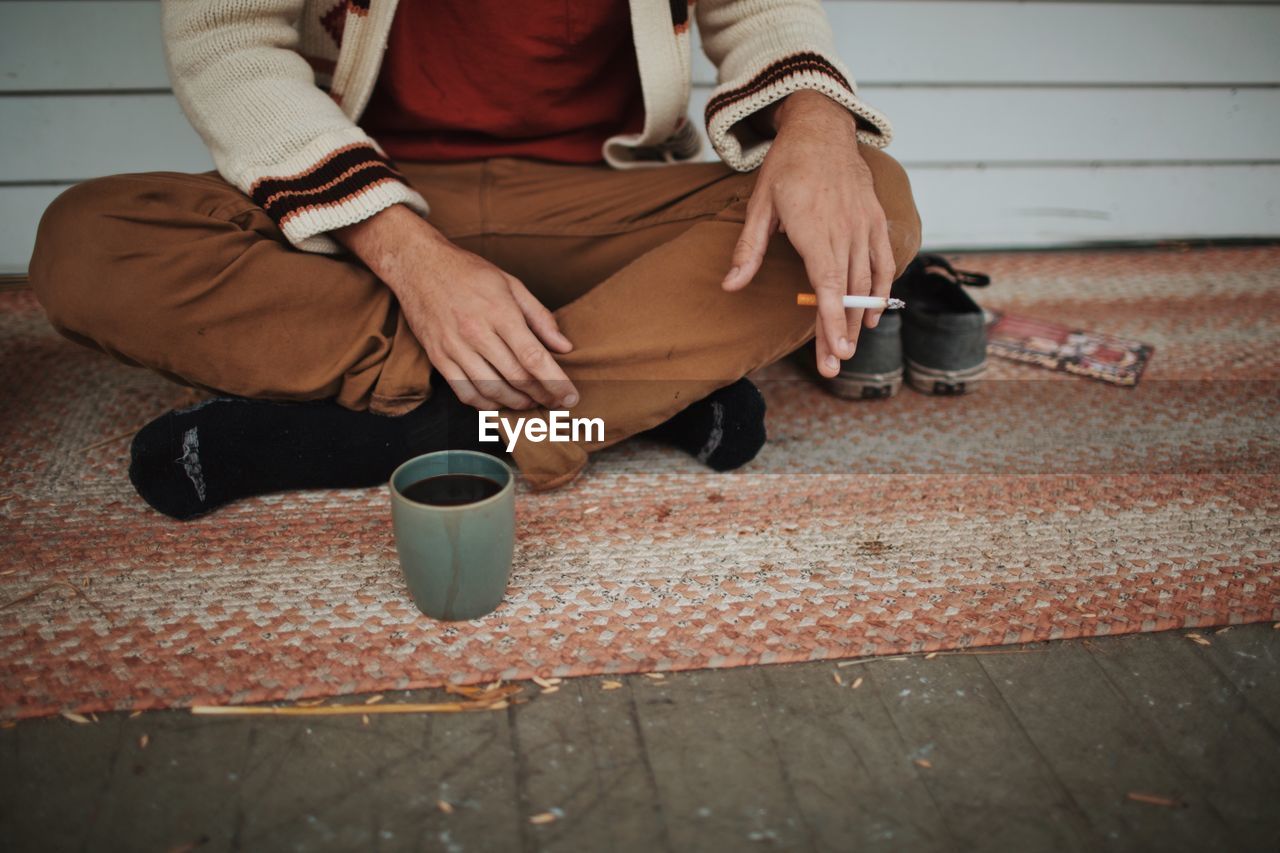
[{"xmin": 2, "ymin": 246, "xmax": 1277, "ymax": 719}]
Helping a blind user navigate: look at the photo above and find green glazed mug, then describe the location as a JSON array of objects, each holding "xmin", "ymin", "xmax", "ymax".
[{"xmin": 388, "ymin": 450, "xmax": 516, "ymax": 621}]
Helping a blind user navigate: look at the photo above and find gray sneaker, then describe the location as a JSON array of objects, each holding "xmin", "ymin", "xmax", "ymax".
[
  {"xmin": 824, "ymin": 310, "xmax": 903, "ymax": 400},
  {"xmin": 891, "ymin": 254, "xmax": 991, "ymax": 395}
]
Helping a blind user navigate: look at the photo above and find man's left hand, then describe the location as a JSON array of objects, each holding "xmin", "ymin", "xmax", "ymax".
[{"xmin": 720, "ymin": 90, "xmax": 894, "ymax": 379}]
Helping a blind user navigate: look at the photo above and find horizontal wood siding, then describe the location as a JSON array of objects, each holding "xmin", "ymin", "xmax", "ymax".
[
  {"xmin": 1, "ymin": 0, "xmax": 1277, "ymax": 270},
  {"xmin": 1, "ymin": 95, "xmax": 211, "ymax": 182},
  {"xmin": 8, "ymin": 2, "xmax": 1280, "ymax": 92}
]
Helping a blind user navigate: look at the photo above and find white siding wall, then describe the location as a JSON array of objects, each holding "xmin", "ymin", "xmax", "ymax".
[{"xmin": 1, "ymin": 0, "xmax": 1278, "ymax": 272}]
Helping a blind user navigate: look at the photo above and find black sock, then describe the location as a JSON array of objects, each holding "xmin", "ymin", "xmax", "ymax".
[
  {"xmin": 128, "ymin": 383, "xmax": 488, "ymax": 521},
  {"xmin": 130, "ymin": 378, "xmax": 766, "ymax": 519},
  {"xmin": 644, "ymin": 378, "xmax": 767, "ymax": 472}
]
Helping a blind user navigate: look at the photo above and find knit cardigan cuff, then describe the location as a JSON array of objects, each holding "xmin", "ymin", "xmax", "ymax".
[
  {"xmin": 705, "ymin": 51, "xmax": 893, "ymax": 172},
  {"xmin": 239, "ymin": 136, "xmax": 430, "ymax": 254}
]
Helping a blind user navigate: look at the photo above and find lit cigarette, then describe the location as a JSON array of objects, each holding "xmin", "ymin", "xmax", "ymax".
[{"xmin": 796, "ymin": 293, "xmax": 906, "ymax": 310}]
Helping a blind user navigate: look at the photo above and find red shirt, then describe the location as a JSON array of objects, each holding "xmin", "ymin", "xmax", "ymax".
[{"xmin": 362, "ymin": 1, "xmax": 645, "ymax": 164}]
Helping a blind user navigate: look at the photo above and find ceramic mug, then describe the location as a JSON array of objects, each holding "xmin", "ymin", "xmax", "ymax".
[{"xmin": 388, "ymin": 450, "xmax": 515, "ymax": 621}]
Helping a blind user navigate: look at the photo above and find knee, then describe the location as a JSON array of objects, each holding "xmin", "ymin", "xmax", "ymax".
[
  {"xmin": 29, "ymin": 177, "xmax": 131, "ymax": 333},
  {"xmin": 859, "ymin": 146, "xmax": 923, "ymax": 278}
]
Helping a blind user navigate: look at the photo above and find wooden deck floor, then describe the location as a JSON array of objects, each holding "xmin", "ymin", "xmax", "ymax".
[{"xmin": 2, "ymin": 624, "xmax": 1277, "ymax": 852}]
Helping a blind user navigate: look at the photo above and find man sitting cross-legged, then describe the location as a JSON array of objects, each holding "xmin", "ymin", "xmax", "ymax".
[{"xmin": 29, "ymin": 0, "xmax": 921, "ymax": 519}]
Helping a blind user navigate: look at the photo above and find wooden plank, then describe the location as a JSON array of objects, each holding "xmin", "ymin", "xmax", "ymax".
[
  {"xmin": 227, "ymin": 703, "xmax": 523, "ymax": 851},
  {"xmin": 1, "ymin": 713, "xmax": 125, "ymax": 851},
  {"xmin": 631, "ymin": 668, "xmax": 816, "ymax": 851},
  {"xmin": 510, "ymin": 676, "xmax": 670, "ymax": 852},
  {"xmin": 693, "ymin": 2, "xmax": 1280, "ymax": 85},
  {"xmin": 231, "ymin": 714, "xmax": 414, "ymax": 849},
  {"xmin": 0, "ymin": 185, "xmax": 65, "ymax": 275},
  {"xmin": 865, "ymin": 653, "xmax": 1100, "ymax": 850},
  {"xmin": 1, "ymin": 627, "xmax": 1278, "ymax": 850},
  {"xmin": 7, "ymin": 2, "xmax": 1280, "ymax": 92},
  {"xmin": 1190, "ymin": 625, "xmax": 1280, "ymax": 733},
  {"xmin": 96, "ymin": 713, "xmax": 248, "ymax": 851},
  {"xmin": 375, "ymin": 705, "xmax": 525, "ymax": 852},
  {"xmin": 908, "ymin": 163, "xmax": 1280, "ymax": 248},
  {"xmin": 689, "ymin": 86, "xmax": 1280, "ymax": 165},
  {"xmin": 754, "ymin": 663, "xmax": 954, "ymax": 850},
  {"xmin": 1087, "ymin": 632, "xmax": 1280, "ymax": 850},
  {"xmin": 2, "ymin": 1, "xmax": 168, "ymax": 92},
  {"xmin": 0, "ymin": 94, "xmax": 211, "ymax": 184},
  {"xmin": 979, "ymin": 639, "xmax": 1237, "ymax": 849}
]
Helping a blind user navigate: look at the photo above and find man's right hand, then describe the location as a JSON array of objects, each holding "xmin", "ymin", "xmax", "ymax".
[{"xmin": 336, "ymin": 204, "xmax": 578, "ymax": 411}]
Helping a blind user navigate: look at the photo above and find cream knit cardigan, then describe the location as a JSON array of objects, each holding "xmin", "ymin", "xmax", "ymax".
[{"xmin": 162, "ymin": 0, "xmax": 893, "ymax": 253}]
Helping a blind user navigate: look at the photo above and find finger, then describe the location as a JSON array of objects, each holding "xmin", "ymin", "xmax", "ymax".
[
  {"xmin": 509, "ymin": 278, "xmax": 573, "ymax": 353},
  {"xmin": 434, "ymin": 357, "xmax": 501, "ymax": 411},
  {"xmin": 866, "ymin": 221, "xmax": 896, "ymax": 329},
  {"xmin": 814, "ymin": 327, "xmax": 840, "ymax": 379},
  {"xmin": 453, "ymin": 347, "xmax": 535, "ymax": 410},
  {"xmin": 476, "ymin": 333, "xmax": 559, "ymax": 409},
  {"xmin": 795, "ymin": 236, "xmax": 853, "ymax": 361},
  {"xmin": 846, "ymin": 234, "xmax": 871, "ymax": 347},
  {"xmin": 500, "ymin": 322, "xmax": 580, "ymax": 408},
  {"xmin": 721, "ymin": 198, "xmax": 776, "ymax": 292}
]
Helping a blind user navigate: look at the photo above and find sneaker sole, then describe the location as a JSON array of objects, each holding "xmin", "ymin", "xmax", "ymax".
[
  {"xmin": 905, "ymin": 358, "xmax": 986, "ymax": 395},
  {"xmin": 824, "ymin": 366, "xmax": 904, "ymax": 400}
]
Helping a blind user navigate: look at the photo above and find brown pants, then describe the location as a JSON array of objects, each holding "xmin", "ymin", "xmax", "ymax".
[{"xmin": 29, "ymin": 149, "xmax": 921, "ymax": 488}]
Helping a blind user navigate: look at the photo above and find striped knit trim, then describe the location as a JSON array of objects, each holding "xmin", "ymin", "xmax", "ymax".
[
  {"xmin": 668, "ymin": 0, "xmax": 689, "ymax": 27},
  {"xmin": 318, "ymin": 0, "xmax": 366, "ymax": 49},
  {"xmin": 670, "ymin": 0, "xmax": 693, "ymax": 32},
  {"xmin": 248, "ymin": 143, "xmax": 409, "ymax": 226},
  {"xmin": 704, "ymin": 52, "xmax": 852, "ymax": 127},
  {"xmin": 248, "ymin": 141, "xmax": 397, "ymax": 202},
  {"xmin": 284, "ymin": 179, "xmax": 431, "ymax": 255},
  {"xmin": 272, "ymin": 165, "xmax": 404, "ymax": 226},
  {"xmin": 278, "ymin": 174, "xmax": 403, "ymax": 229},
  {"xmin": 705, "ymin": 62, "xmax": 893, "ymax": 172}
]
